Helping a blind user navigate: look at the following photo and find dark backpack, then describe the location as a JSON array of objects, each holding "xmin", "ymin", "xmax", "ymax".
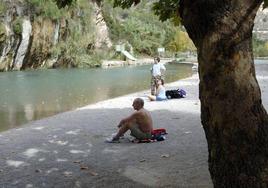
[{"xmin": 166, "ymin": 89, "xmax": 186, "ymax": 99}]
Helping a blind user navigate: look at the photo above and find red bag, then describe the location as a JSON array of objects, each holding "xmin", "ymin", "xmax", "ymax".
[
  {"xmin": 151, "ymin": 128, "xmax": 167, "ymax": 136},
  {"xmin": 134, "ymin": 129, "xmax": 167, "ymax": 143}
]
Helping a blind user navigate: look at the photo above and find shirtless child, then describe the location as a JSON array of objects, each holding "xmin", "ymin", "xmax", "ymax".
[{"xmin": 106, "ymin": 98, "xmax": 153, "ymax": 143}]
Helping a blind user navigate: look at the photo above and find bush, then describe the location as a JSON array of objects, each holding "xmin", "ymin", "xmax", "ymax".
[
  {"xmin": 253, "ymin": 35, "xmax": 268, "ymax": 57},
  {"xmin": 0, "ymin": 1, "xmax": 6, "ymax": 16},
  {"xmin": 26, "ymin": 0, "xmax": 66, "ymax": 20},
  {"xmin": 0, "ymin": 23, "xmax": 6, "ymax": 44},
  {"xmin": 12, "ymin": 18, "xmax": 23, "ymax": 35},
  {"xmin": 51, "ymin": 32, "xmax": 114, "ymax": 68},
  {"xmin": 40, "ymin": 0, "xmax": 101, "ymax": 68},
  {"xmin": 167, "ymin": 30, "xmax": 196, "ymax": 52}
]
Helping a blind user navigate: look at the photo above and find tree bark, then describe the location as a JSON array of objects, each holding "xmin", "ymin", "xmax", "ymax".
[{"xmin": 180, "ymin": 0, "xmax": 268, "ymax": 187}]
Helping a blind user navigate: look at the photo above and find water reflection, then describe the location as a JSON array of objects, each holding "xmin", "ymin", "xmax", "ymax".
[
  {"xmin": 0, "ymin": 64, "xmax": 193, "ymax": 131},
  {"xmin": 24, "ymin": 104, "xmax": 34, "ymax": 121}
]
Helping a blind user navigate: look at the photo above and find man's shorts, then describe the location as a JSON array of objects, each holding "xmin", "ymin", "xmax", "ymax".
[{"xmin": 130, "ymin": 124, "xmax": 152, "ymax": 140}]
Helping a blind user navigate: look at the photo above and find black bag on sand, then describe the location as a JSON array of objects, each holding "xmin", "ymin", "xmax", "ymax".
[{"xmin": 166, "ymin": 89, "xmax": 186, "ymax": 99}]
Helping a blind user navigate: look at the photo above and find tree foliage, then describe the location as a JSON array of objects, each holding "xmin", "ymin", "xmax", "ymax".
[
  {"xmin": 264, "ymin": 0, "xmax": 268, "ymax": 8},
  {"xmin": 54, "ymin": 0, "xmax": 180, "ymax": 22},
  {"xmin": 113, "ymin": 0, "xmax": 180, "ymax": 23},
  {"xmin": 55, "ymin": 0, "xmax": 268, "ymax": 20},
  {"xmin": 113, "ymin": 0, "xmax": 141, "ymax": 8},
  {"xmin": 53, "ymin": 0, "xmax": 74, "ymax": 8},
  {"xmin": 253, "ymin": 34, "xmax": 268, "ymax": 57},
  {"xmin": 168, "ymin": 30, "xmax": 195, "ymax": 52}
]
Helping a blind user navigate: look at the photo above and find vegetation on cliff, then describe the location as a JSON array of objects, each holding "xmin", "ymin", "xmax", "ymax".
[
  {"xmin": 103, "ymin": 0, "xmax": 179, "ymax": 55},
  {"xmin": 26, "ymin": 0, "xmax": 65, "ymax": 19},
  {"xmin": 0, "ymin": 0, "xmax": 197, "ymax": 70}
]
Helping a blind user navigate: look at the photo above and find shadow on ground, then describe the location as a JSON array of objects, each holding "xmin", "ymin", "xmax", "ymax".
[{"xmin": 0, "ymin": 105, "xmax": 212, "ymax": 188}]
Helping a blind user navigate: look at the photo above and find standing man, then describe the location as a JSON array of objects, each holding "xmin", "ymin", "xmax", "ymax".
[{"xmin": 150, "ymin": 57, "xmax": 166, "ymax": 95}]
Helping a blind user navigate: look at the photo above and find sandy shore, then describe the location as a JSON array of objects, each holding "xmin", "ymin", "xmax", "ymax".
[{"xmin": 0, "ymin": 64, "xmax": 267, "ymax": 188}]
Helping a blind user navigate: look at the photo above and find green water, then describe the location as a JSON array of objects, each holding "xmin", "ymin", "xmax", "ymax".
[{"xmin": 0, "ymin": 63, "xmax": 193, "ymax": 132}]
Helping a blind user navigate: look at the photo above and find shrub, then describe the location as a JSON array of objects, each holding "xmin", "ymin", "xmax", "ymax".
[
  {"xmin": 167, "ymin": 30, "xmax": 196, "ymax": 52},
  {"xmin": 0, "ymin": 23, "xmax": 6, "ymax": 46},
  {"xmin": 0, "ymin": 1, "xmax": 7, "ymax": 16},
  {"xmin": 253, "ymin": 35, "xmax": 268, "ymax": 57},
  {"xmin": 12, "ymin": 18, "xmax": 23, "ymax": 35},
  {"xmin": 26, "ymin": 0, "xmax": 66, "ymax": 20}
]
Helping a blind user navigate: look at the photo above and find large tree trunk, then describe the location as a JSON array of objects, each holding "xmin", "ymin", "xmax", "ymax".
[{"xmin": 180, "ymin": 0, "xmax": 268, "ymax": 187}]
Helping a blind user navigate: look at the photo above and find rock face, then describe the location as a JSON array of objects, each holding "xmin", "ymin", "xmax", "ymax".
[
  {"xmin": 92, "ymin": 2, "xmax": 112, "ymax": 49},
  {"xmin": 0, "ymin": 0, "xmax": 112, "ymax": 71},
  {"xmin": 13, "ymin": 18, "xmax": 32, "ymax": 70},
  {"xmin": 25, "ymin": 18, "xmax": 63, "ymax": 69},
  {"xmin": 0, "ymin": 4, "xmax": 22, "ymax": 71}
]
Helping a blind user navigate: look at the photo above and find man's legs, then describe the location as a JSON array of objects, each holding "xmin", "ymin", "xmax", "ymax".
[
  {"xmin": 107, "ymin": 123, "xmax": 152, "ymax": 142},
  {"xmin": 151, "ymin": 76, "xmax": 161, "ymax": 95},
  {"xmin": 151, "ymin": 76, "xmax": 157, "ymax": 95},
  {"xmin": 112, "ymin": 122, "xmax": 135, "ymax": 140}
]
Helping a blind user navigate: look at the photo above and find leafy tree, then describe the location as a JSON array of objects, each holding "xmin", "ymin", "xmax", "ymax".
[
  {"xmin": 55, "ymin": 0, "xmax": 268, "ymax": 187},
  {"xmin": 168, "ymin": 30, "xmax": 195, "ymax": 52},
  {"xmin": 253, "ymin": 35, "xmax": 268, "ymax": 57}
]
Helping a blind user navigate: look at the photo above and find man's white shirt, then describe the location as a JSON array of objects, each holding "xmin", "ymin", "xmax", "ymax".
[{"xmin": 151, "ymin": 63, "xmax": 166, "ymax": 77}]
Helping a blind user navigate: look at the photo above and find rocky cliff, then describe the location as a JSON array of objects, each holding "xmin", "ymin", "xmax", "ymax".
[{"xmin": 0, "ymin": 0, "xmax": 112, "ymax": 71}]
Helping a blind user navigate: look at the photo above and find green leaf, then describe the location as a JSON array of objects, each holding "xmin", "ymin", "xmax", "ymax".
[
  {"xmin": 152, "ymin": 0, "xmax": 180, "ymax": 23},
  {"xmin": 113, "ymin": 0, "xmax": 140, "ymax": 9},
  {"xmin": 113, "ymin": 0, "xmax": 181, "ymax": 24}
]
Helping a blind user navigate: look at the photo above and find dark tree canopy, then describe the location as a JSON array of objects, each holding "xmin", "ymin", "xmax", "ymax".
[
  {"xmin": 54, "ymin": 0, "xmax": 102, "ymax": 8},
  {"xmin": 54, "ymin": 0, "xmax": 180, "ymax": 20},
  {"xmin": 54, "ymin": 0, "xmax": 73, "ymax": 8}
]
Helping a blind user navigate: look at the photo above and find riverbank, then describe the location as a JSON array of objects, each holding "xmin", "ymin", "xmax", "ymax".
[
  {"xmin": 0, "ymin": 64, "xmax": 267, "ymax": 187},
  {"xmin": 101, "ymin": 57, "xmax": 197, "ymax": 68}
]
